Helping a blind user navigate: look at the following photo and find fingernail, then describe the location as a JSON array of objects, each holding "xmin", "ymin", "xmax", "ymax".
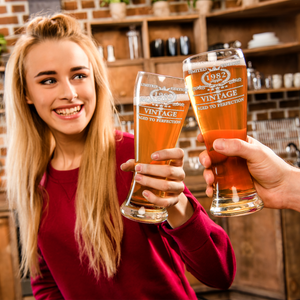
[
  {"xmin": 120, "ymin": 164, "xmax": 124, "ymax": 170},
  {"xmin": 135, "ymin": 164, "xmax": 141, "ymax": 172},
  {"xmin": 151, "ymin": 153, "xmax": 159, "ymax": 160},
  {"xmin": 142, "ymin": 191, "xmax": 149, "ymax": 199},
  {"xmin": 135, "ymin": 174, "xmax": 142, "ymax": 182},
  {"xmin": 213, "ymin": 139, "xmax": 225, "ymax": 150}
]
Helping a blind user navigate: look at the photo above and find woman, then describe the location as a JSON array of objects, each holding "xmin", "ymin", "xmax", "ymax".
[{"xmin": 5, "ymin": 13, "xmax": 235, "ymax": 299}]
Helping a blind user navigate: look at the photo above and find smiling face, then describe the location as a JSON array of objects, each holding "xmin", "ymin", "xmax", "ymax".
[{"xmin": 25, "ymin": 39, "xmax": 96, "ymax": 140}]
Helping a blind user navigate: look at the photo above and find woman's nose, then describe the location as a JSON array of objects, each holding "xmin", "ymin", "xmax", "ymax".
[{"xmin": 59, "ymin": 80, "xmax": 77, "ymax": 101}]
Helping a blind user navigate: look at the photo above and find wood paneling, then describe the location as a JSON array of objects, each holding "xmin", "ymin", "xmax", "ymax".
[
  {"xmin": 282, "ymin": 209, "xmax": 300, "ymax": 300},
  {"xmin": 0, "ymin": 212, "xmax": 21, "ymax": 300}
]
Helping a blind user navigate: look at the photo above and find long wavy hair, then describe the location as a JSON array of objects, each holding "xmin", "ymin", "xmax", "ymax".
[{"xmin": 5, "ymin": 13, "xmax": 123, "ymax": 279}]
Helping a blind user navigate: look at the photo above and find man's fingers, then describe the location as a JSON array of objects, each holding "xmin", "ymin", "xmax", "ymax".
[{"xmin": 199, "ymin": 150, "xmax": 212, "ymax": 168}]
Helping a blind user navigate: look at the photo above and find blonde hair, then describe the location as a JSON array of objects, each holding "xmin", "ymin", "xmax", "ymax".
[{"xmin": 5, "ymin": 13, "xmax": 123, "ymax": 279}]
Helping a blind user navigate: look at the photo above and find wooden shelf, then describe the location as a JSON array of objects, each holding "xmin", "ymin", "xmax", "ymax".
[
  {"xmin": 248, "ymin": 87, "xmax": 300, "ymax": 94},
  {"xmin": 106, "ymin": 58, "xmax": 144, "ymax": 67},
  {"xmin": 243, "ymin": 42, "xmax": 300, "ymax": 57},
  {"xmin": 208, "ymin": 0, "xmax": 300, "ymax": 19}
]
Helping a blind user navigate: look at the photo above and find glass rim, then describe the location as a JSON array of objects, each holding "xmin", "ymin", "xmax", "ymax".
[{"xmin": 182, "ymin": 48, "xmax": 244, "ymax": 65}]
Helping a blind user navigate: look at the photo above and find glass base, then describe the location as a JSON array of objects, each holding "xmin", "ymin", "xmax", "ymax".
[
  {"xmin": 120, "ymin": 201, "xmax": 168, "ymax": 224},
  {"xmin": 210, "ymin": 193, "xmax": 264, "ymax": 217}
]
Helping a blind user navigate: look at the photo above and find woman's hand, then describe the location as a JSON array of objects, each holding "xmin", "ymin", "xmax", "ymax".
[
  {"xmin": 121, "ymin": 148, "xmax": 194, "ymax": 228},
  {"xmin": 198, "ymin": 133, "xmax": 300, "ymax": 212}
]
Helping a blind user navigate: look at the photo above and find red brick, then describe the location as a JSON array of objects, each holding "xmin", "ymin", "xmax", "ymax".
[
  {"xmin": 82, "ymin": 0, "xmax": 95, "ymax": 8},
  {"xmin": 270, "ymin": 111, "xmax": 285, "ymax": 119},
  {"xmin": 0, "ymin": 168, "xmax": 5, "ymax": 177},
  {"xmin": 23, "ymin": 15, "xmax": 29, "ymax": 23},
  {"xmin": 0, "ymin": 28, "xmax": 9, "ymax": 36},
  {"xmin": 247, "ymin": 124, "xmax": 253, "ymax": 132},
  {"xmin": 0, "ymin": 127, "xmax": 6, "ymax": 134},
  {"xmin": 247, "ymin": 113, "xmax": 253, "ymax": 121},
  {"xmin": 13, "ymin": 27, "xmax": 23, "ymax": 35},
  {"xmin": 0, "ymin": 6, "xmax": 7, "ymax": 14},
  {"xmin": 99, "ymin": 0, "xmax": 109, "ymax": 8},
  {"xmin": 0, "ymin": 158, "xmax": 5, "ymax": 167},
  {"xmin": 188, "ymin": 150, "xmax": 201, "ymax": 157},
  {"xmin": 93, "ymin": 10, "xmax": 111, "ymax": 18},
  {"xmin": 122, "ymin": 105, "xmax": 132, "ymax": 113},
  {"xmin": 256, "ymin": 112, "xmax": 269, "ymax": 120},
  {"xmin": 279, "ymin": 100, "xmax": 300, "ymax": 108},
  {"xmin": 66, "ymin": 12, "xmax": 87, "ymax": 20},
  {"xmin": 179, "ymin": 140, "xmax": 191, "ymax": 148},
  {"xmin": 127, "ymin": 6, "xmax": 151, "ymax": 16},
  {"xmin": 0, "ymin": 16, "xmax": 18, "ymax": 25},
  {"xmin": 6, "ymin": 37, "xmax": 18, "ymax": 46},
  {"xmin": 12, "ymin": 5, "xmax": 25, "ymax": 12},
  {"xmin": 248, "ymin": 102, "xmax": 276, "ymax": 112},
  {"xmin": 288, "ymin": 110, "xmax": 300, "ymax": 118},
  {"xmin": 132, "ymin": 0, "xmax": 145, "ymax": 4},
  {"xmin": 63, "ymin": 1, "xmax": 78, "ymax": 10},
  {"xmin": 0, "ymin": 148, "xmax": 6, "ymax": 156},
  {"xmin": 0, "ymin": 178, "xmax": 6, "ymax": 190},
  {"xmin": 195, "ymin": 140, "xmax": 205, "ymax": 147},
  {"xmin": 169, "ymin": 3, "xmax": 188, "ymax": 13}
]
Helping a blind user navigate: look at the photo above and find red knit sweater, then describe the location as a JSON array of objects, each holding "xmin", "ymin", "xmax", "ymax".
[{"xmin": 31, "ymin": 132, "xmax": 236, "ymax": 300}]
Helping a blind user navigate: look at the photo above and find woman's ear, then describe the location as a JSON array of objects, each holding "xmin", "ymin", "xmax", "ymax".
[{"xmin": 25, "ymin": 95, "xmax": 33, "ymax": 104}]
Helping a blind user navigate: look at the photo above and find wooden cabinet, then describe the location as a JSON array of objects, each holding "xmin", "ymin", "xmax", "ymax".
[
  {"xmin": 0, "ymin": 194, "xmax": 22, "ymax": 300},
  {"xmin": 88, "ymin": 0, "xmax": 300, "ymax": 104},
  {"xmin": 207, "ymin": 0, "xmax": 300, "ymax": 80},
  {"xmin": 87, "ymin": 15, "xmax": 206, "ymax": 104}
]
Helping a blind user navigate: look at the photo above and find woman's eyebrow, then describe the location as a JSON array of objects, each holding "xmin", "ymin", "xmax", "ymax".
[
  {"xmin": 34, "ymin": 70, "xmax": 56, "ymax": 78},
  {"xmin": 70, "ymin": 66, "xmax": 89, "ymax": 72},
  {"xmin": 34, "ymin": 66, "xmax": 89, "ymax": 78}
]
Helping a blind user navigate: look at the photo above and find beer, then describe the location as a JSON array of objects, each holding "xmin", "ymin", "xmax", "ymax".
[
  {"xmin": 120, "ymin": 71, "xmax": 190, "ymax": 224},
  {"xmin": 183, "ymin": 49, "xmax": 263, "ymax": 216},
  {"xmin": 130, "ymin": 99, "xmax": 190, "ymax": 207}
]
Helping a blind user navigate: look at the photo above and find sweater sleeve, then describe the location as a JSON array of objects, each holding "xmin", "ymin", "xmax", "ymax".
[
  {"xmin": 161, "ymin": 186, "xmax": 236, "ymax": 290},
  {"xmin": 31, "ymin": 249, "xmax": 64, "ymax": 300}
]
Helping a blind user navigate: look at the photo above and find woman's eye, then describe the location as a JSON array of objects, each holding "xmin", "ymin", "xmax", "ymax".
[
  {"xmin": 41, "ymin": 78, "xmax": 56, "ymax": 85},
  {"xmin": 74, "ymin": 74, "xmax": 87, "ymax": 80}
]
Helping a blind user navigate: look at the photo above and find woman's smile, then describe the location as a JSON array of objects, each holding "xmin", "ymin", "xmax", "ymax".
[{"xmin": 24, "ymin": 39, "xmax": 96, "ymax": 139}]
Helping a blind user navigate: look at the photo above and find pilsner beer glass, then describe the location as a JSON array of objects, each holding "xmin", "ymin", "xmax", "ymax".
[
  {"xmin": 183, "ymin": 49, "xmax": 264, "ymax": 216},
  {"xmin": 120, "ymin": 72, "xmax": 190, "ymax": 224}
]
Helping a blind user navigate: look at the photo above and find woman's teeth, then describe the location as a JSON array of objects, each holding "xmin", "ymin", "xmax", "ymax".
[{"xmin": 55, "ymin": 105, "xmax": 81, "ymax": 116}]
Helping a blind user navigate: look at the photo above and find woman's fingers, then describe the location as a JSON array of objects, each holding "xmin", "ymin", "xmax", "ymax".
[
  {"xmin": 135, "ymin": 163, "xmax": 185, "ymax": 181},
  {"xmin": 151, "ymin": 148, "xmax": 184, "ymax": 167},
  {"xmin": 142, "ymin": 190, "xmax": 183, "ymax": 208},
  {"xmin": 135, "ymin": 173, "xmax": 185, "ymax": 194},
  {"xmin": 120, "ymin": 159, "xmax": 135, "ymax": 172}
]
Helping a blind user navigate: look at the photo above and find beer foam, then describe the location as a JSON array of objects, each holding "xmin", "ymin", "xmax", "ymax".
[{"xmin": 182, "ymin": 57, "xmax": 245, "ymax": 73}]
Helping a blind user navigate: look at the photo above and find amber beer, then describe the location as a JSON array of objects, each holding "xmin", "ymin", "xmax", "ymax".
[
  {"xmin": 120, "ymin": 72, "xmax": 190, "ymax": 224},
  {"xmin": 183, "ymin": 49, "xmax": 263, "ymax": 216},
  {"xmin": 130, "ymin": 100, "xmax": 190, "ymax": 207}
]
